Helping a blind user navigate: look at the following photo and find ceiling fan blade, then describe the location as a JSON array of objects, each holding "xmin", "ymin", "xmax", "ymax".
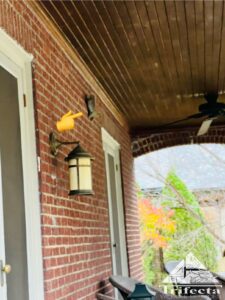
[
  {"xmin": 159, "ymin": 112, "xmax": 208, "ymax": 128},
  {"xmin": 160, "ymin": 118, "xmax": 190, "ymax": 127},
  {"xmin": 197, "ymin": 118, "xmax": 215, "ymax": 136},
  {"xmin": 187, "ymin": 112, "xmax": 209, "ymax": 119}
]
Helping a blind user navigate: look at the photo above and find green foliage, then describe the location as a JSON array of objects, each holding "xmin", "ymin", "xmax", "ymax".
[
  {"xmin": 139, "ymin": 170, "xmax": 217, "ymax": 286},
  {"xmin": 162, "ymin": 171, "xmax": 217, "ymax": 271},
  {"xmin": 142, "ymin": 242, "xmax": 155, "ymax": 284},
  {"xmin": 137, "ymin": 184, "xmax": 144, "ymax": 199},
  {"xmin": 162, "ymin": 170, "xmax": 202, "ymax": 215}
]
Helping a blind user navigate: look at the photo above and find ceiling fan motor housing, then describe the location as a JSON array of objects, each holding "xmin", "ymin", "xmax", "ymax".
[
  {"xmin": 204, "ymin": 92, "xmax": 218, "ymax": 104},
  {"xmin": 198, "ymin": 93, "xmax": 225, "ymax": 116}
]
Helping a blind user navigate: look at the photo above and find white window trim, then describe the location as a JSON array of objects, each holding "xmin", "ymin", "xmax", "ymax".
[{"xmin": 0, "ymin": 28, "xmax": 44, "ymax": 300}]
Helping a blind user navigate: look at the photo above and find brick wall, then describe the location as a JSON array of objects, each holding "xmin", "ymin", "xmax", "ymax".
[
  {"xmin": 0, "ymin": 1, "xmax": 143, "ymax": 299},
  {"xmin": 132, "ymin": 126, "xmax": 225, "ymax": 157}
]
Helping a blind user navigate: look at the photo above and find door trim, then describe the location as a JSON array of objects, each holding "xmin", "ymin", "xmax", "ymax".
[
  {"xmin": 0, "ymin": 154, "xmax": 7, "ymax": 299},
  {"xmin": 0, "ymin": 28, "xmax": 44, "ymax": 299},
  {"xmin": 101, "ymin": 128, "xmax": 128, "ymax": 276}
]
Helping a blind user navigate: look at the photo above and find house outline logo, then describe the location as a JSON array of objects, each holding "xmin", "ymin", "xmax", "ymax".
[{"xmin": 163, "ymin": 252, "xmax": 222, "ymax": 296}]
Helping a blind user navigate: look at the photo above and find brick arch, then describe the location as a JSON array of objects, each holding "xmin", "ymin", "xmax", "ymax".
[{"xmin": 131, "ymin": 125, "xmax": 225, "ymax": 157}]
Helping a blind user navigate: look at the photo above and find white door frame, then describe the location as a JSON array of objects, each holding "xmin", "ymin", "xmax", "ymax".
[
  {"xmin": 0, "ymin": 153, "xmax": 7, "ymax": 299},
  {"xmin": 0, "ymin": 28, "xmax": 44, "ymax": 300},
  {"xmin": 101, "ymin": 128, "xmax": 128, "ymax": 276}
]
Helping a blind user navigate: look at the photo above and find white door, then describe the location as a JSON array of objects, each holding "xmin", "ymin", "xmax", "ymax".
[
  {"xmin": 0, "ymin": 154, "xmax": 7, "ymax": 300},
  {"xmin": 0, "ymin": 65, "xmax": 29, "ymax": 300},
  {"xmin": 0, "ymin": 28, "xmax": 44, "ymax": 300},
  {"xmin": 102, "ymin": 128, "xmax": 128, "ymax": 276}
]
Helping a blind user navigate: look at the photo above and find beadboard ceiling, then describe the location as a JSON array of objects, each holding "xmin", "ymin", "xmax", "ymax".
[{"xmin": 39, "ymin": 0, "xmax": 225, "ymax": 133}]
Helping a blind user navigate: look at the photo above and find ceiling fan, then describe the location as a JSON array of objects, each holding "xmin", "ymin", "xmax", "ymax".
[{"xmin": 162, "ymin": 92, "xmax": 225, "ymax": 136}]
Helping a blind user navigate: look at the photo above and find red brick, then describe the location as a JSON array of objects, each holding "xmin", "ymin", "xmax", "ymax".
[
  {"xmin": 132, "ymin": 126, "xmax": 225, "ymax": 157},
  {"xmin": 0, "ymin": 1, "xmax": 143, "ymax": 299}
]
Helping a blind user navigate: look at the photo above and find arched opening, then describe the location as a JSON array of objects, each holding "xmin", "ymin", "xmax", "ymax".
[
  {"xmin": 132, "ymin": 126, "xmax": 225, "ymax": 158},
  {"xmin": 135, "ymin": 143, "xmax": 225, "ymax": 295}
]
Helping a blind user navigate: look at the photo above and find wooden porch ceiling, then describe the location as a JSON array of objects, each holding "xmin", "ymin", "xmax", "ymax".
[{"xmin": 39, "ymin": 0, "xmax": 225, "ymax": 133}]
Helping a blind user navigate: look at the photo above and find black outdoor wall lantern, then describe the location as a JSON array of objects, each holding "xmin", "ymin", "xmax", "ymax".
[
  {"xmin": 128, "ymin": 283, "xmax": 156, "ymax": 300},
  {"xmin": 49, "ymin": 132, "xmax": 94, "ymax": 196}
]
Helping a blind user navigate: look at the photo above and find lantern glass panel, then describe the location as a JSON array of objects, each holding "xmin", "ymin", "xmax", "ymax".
[
  {"xmin": 78, "ymin": 157, "xmax": 92, "ymax": 191},
  {"xmin": 68, "ymin": 158, "xmax": 78, "ymax": 191}
]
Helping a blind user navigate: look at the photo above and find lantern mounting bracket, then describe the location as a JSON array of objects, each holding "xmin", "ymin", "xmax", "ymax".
[{"xmin": 49, "ymin": 132, "xmax": 79, "ymax": 156}]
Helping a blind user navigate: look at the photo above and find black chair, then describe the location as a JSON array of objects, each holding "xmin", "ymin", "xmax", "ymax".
[
  {"xmin": 96, "ymin": 293, "xmax": 116, "ymax": 300},
  {"xmin": 109, "ymin": 275, "xmax": 210, "ymax": 300},
  {"xmin": 211, "ymin": 272, "xmax": 225, "ymax": 300}
]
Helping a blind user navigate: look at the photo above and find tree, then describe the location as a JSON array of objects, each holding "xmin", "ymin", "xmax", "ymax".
[
  {"xmin": 137, "ymin": 171, "xmax": 218, "ymax": 286},
  {"xmin": 138, "ymin": 197, "xmax": 176, "ymax": 284},
  {"xmin": 138, "ymin": 199, "xmax": 176, "ymax": 248},
  {"xmin": 162, "ymin": 171, "xmax": 217, "ymax": 271}
]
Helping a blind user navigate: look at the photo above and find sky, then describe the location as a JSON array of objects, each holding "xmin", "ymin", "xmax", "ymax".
[{"xmin": 134, "ymin": 144, "xmax": 225, "ymax": 190}]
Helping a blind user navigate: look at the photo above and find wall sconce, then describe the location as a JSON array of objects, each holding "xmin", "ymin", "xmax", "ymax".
[
  {"xmin": 49, "ymin": 132, "xmax": 79, "ymax": 156},
  {"xmin": 85, "ymin": 95, "xmax": 96, "ymax": 120},
  {"xmin": 49, "ymin": 132, "xmax": 94, "ymax": 195}
]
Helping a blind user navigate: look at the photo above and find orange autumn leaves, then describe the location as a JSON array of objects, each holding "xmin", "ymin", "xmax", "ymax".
[{"xmin": 138, "ymin": 199, "xmax": 176, "ymax": 248}]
